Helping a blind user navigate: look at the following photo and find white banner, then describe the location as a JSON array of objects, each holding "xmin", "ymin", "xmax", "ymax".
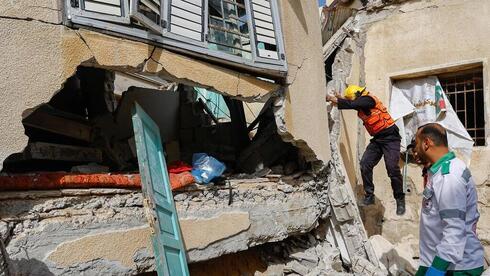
[{"xmin": 390, "ymin": 76, "xmax": 474, "ymax": 165}]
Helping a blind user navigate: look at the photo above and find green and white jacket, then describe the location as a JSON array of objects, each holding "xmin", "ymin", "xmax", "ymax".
[{"xmin": 419, "ymin": 152, "xmax": 484, "ymax": 272}]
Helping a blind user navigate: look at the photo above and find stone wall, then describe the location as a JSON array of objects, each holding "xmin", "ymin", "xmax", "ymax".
[{"xmin": 329, "ymin": 0, "xmax": 490, "ymax": 260}]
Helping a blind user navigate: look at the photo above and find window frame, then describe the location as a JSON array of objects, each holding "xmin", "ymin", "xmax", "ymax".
[
  {"xmin": 206, "ymin": 0, "xmax": 254, "ymax": 61},
  {"xmin": 130, "ymin": 0, "xmax": 166, "ymax": 34},
  {"xmin": 69, "ymin": 0, "xmax": 131, "ymax": 24},
  {"xmin": 65, "ymin": 0, "xmax": 287, "ymax": 75},
  {"xmin": 249, "ymin": 0, "xmax": 285, "ymax": 66},
  {"xmin": 163, "ymin": 0, "xmax": 207, "ymax": 47},
  {"xmin": 438, "ymin": 68, "xmax": 486, "ymax": 146}
]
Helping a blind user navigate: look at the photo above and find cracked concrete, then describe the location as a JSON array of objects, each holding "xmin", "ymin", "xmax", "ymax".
[
  {"xmin": 0, "ymin": 0, "xmax": 333, "ymax": 172},
  {"xmin": 1, "ymin": 174, "xmax": 334, "ymax": 274},
  {"xmin": 0, "ymin": 0, "xmax": 61, "ymax": 25},
  {"xmin": 278, "ymin": 0, "xmax": 331, "ymax": 165}
]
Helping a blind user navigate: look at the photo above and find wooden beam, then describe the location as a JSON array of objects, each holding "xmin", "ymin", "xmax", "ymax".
[
  {"xmin": 23, "ymin": 142, "xmax": 102, "ymax": 163},
  {"xmin": 23, "ymin": 107, "xmax": 93, "ymax": 142}
]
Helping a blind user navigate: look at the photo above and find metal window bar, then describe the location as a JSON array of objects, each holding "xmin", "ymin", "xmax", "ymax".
[
  {"xmin": 439, "ymin": 69, "xmax": 486, "ymax": 146},
  {"xmin": 208, "ymin": 0, "xmax": 251, "ymax": 57}
]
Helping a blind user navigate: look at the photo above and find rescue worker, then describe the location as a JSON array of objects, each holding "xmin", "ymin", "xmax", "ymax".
[
  {"xmin": 413, "ymin": 123, "xmax": 484, "ymax": 276},
  {"xmin": 326, "ymin": 85, "xmax": 405, "ymax": 215}
]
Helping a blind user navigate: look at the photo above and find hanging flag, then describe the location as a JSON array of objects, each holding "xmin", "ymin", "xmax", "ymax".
[{"xmin": 434, "ymin": 81, "xmax": 446, "ymax": 119}]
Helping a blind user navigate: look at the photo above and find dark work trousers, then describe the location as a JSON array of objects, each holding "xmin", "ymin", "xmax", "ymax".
[{"xmin": 360, "ymin": 133, "xmax": 404, "ymax": 200}]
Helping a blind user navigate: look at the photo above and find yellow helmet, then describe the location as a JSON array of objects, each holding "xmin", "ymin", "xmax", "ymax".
[{"xmin": 344, "ymin": 85, "xmax": 366, "ymax": 100}]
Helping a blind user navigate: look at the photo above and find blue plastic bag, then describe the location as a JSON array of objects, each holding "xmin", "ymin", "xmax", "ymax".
[{"xmin": 191, "ymin": 153, "xmax": 226, "ymax": 184}]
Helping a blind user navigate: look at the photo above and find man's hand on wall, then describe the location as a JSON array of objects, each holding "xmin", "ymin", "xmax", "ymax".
[{"xmin": 326, "ymin": 94, "xmax": 338, "ymax": 104}]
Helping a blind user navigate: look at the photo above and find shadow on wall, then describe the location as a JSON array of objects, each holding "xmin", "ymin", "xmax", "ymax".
[
  {"xmin": 9, "ymin": 258, "xmax": 55, "ymax": 276},
  {"xmin": 360, "ymin": 197, "xmax": 386, "ymax": 236},
  {"xmin": 339, "ymin": 139, "xmax": 356, "ymax": 189},
  {"xmin": 287, "ymin": 0, "xmax": 309, "ymax": 34}
]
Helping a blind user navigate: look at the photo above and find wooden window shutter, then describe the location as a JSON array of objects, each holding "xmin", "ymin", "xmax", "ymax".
[
  {"xmin": 168, "ymin": 0, "xmax": 204, "ymax": 41},
  {"xmin": 130, "ymin": 0, "xmax": 166, "ymax": 33},
  {"xmin": 72, "ymin": 0, "xmax": 130, "ymax": 24},
  {"xmin": 250, "ymin": 0, "xmax": 279, "ymax": 60}
]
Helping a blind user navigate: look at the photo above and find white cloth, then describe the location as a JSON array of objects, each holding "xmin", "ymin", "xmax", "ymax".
[
  {"xmin": 419, "ymin": 155, "xmax": 484, "ymax": 270},
  {"xmin": 389, "ymin": 76, "xmax": 474, "ymax": 165}
]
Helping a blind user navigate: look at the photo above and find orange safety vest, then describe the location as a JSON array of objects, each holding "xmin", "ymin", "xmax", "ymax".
[{"xmin": 357, "ymin": 95, "xmax": 395, "ymax": 136}]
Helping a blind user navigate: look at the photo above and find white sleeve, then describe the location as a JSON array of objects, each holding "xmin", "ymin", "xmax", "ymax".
[{"xmin": 435, "ymin": 171, "xmax": 467, "ymax": 264}]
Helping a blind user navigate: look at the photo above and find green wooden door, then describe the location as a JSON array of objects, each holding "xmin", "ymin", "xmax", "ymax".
[{"xmin": 132, "ymin": 103, "xmax": 189, "ymax": 276}]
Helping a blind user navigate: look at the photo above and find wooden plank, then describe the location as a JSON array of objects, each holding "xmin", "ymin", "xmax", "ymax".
[
  {"xmin": 170, "ymin": 15, "xmax": 202, "ymax": 33},
  {"xmin": 171, "ymin": 25, "xmax": 202, "ymax": 41},
  {"xmin": 172, "ymin": 0, "xmax": 202, "ymax": 15},
  {"xmin": 171, "ymin": 7, "xmax": 202, "ymax": 24},
  {"xmin": 23, "ymin": 109, "xmax": 93, "ymax": 142},
  {"xmin": 84, "ymin": 1, "xmax": 122, "ymax": 16},
  {"xmin": 24, "ymin": 142, "xmax": 103, "ymax": 163}
]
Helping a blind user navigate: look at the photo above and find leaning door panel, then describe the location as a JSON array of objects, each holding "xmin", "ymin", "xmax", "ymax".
[{"xmin": 132, "ymin": 102, "xmax": 189, "ymax": 276}]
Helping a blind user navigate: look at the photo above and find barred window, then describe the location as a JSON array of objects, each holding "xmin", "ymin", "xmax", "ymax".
[
  {"xmin": 439, "ymin": 68, "xmax": 485, "ymax": 146},
  {"xmin": 208, "ymin": 0, "xmax": 252, "ymax": 59}
]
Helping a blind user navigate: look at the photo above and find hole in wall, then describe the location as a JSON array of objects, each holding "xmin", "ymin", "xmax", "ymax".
[{"xmin": 2, "ymin": 66, "xmax": 309, "ymax": 181}]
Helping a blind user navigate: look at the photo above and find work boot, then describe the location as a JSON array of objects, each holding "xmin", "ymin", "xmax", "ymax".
[
  {"xmin": 396, "ymin": 198, "xmax": 406, "ymax": 215},
  {"xmin": 361, "ymin": 194, "xmax": 375, "ymax": 206}
]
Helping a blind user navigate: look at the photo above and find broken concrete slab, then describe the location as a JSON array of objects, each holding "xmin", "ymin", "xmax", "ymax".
[
  {"xmin": 74, "ymin": 29, "xmax": 280, "ymax": 101},
  {"xmin": 2, "ymin": 175, "xmax": 330, "ymax": 274},
  {"xmin": 180, "ymin": 212, "xmax": 251, "ymax": 250},
  {"xmin": 22, "ymin": 142, "xmax": 102, "ymax": 163},
  {"xmin": 47, "ymin": 227, "xmax": 152, "ymax": 268},
  {"xmin": 22, "ymin": 104, "xmax": 93, "ymax": 142},
  {"xmin": 369, "ymin": 235, "xmax": 417, "ymax": 275}
]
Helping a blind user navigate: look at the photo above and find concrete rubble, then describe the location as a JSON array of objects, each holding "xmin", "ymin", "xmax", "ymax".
[
  {"xmin": 369, "ymin": 235, "xmax": 418, "ymax": 276},
  {"xmin": 4, "ymin": 0, "xmax": 489, "ymax": 275},
  {"xmin": 0, "ymin": 171, "xmax": 368, "ymax": 275}
]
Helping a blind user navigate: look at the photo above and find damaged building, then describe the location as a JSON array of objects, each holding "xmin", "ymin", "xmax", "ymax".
[
  {"xmin": 321, "ymin": 0, "xmax": 490, "ymax": 274},
  {"xmin": 1, "ymin": 0, "xmax": 489, "ymax": 275},
  {"xmin": 0, "ymin": 0, "xmax": 381, "ymax": 275}
]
